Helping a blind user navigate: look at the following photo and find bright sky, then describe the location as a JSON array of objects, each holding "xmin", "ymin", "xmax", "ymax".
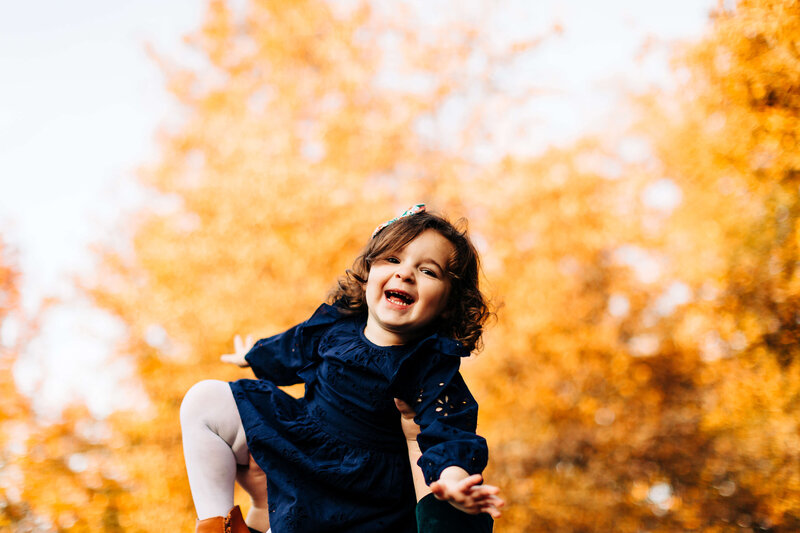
[
  {"xmin": 0, "ymin": 0, "xmax": 716, "ymax": 419},
  {"xmin": 0, "ymin": 0, "xmax": 204, "ymax": 418}
]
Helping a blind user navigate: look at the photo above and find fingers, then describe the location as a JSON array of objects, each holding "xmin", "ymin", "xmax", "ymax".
[
  {"xmin": 456, "ymin": 473, "xmax": 484, "ymax": 492},
  {"xmin": 396, "ymin": 399, "xmax": 421, "ymax": 441},
  {"xmin": 430, "ymin": 481, "xmax": 447, "ymax": 501},
  {"xmin": 234, "ymin": 334, "xmax": 244, "ymax": 353},
  {"xmin": 469, "ymin": 483, "xmax": 500, "ymax": 496},
  {"xmin": 393, "ymin": 397, "xmax": 416, "ymax": 419},
  {"xmin": 468, "ymin": 493, "xmax": 504, "ymax": 518},
  {"xmin": 472, "ymin": 490, "xmax": 504, "ymax": 506},
  {"xmin": 220, "ymin": 352, "xmax": 249, "ymax": 367},
  {"xmin": 479, "ymin": 498, "xmax": 504, "ymax": 518},
  {"xmin": 431, "ymin": 476, "xmax": 505, "ymax": 517},
  {"xmin": 472, "ymin": 490, "xmax": 504, "ymax": 518},
  {"xmin": 233, "ymin": 335, "xmax": 252, "ymax": 353},
  {"xmin": 221, "ymin": 334, "xmax": 254, "ymax": 367}
]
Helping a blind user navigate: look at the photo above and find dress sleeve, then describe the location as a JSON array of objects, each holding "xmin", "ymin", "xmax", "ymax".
[
  {"xmin": 408, "ymin": 355, "xmax": 489, "ymax": 484},
  {"xmin": 244, "ymin": 304, "xmax": 341, "ymax": 386}
]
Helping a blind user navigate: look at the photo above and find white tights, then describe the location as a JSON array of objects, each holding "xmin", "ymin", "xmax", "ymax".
[{"xmin": 180, "ymin": 379, "xmax": 269, "ymax": 530}]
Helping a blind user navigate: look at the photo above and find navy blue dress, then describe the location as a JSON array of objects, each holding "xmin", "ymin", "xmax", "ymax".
[{"xmin": 229, "ymin": 304, "xmax": 488, "ymax": 533}]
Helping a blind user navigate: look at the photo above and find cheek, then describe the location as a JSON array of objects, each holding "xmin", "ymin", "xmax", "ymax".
[
  {"xmin": 439, "ymin": 284, "xmax": 453, "ymax": 309},
  {"xmin": 426, "ymin": 283, "xmax": 450, "ymax": 307},
  {"xmin": 364, "ymin": 271, "xmax": 382, "ymax": 297},
  {"xmin": 364, "ymin": 278, "xmax": 375, "ymax": 297},
  {"xmin": 440, "ymin": 290, "xmax": 452, "ymax": 310}
]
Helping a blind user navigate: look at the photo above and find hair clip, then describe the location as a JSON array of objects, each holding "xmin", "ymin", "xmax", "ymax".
[{"xmin": 371, "ymin": 204, "xmax": 426, "ymax": 239}]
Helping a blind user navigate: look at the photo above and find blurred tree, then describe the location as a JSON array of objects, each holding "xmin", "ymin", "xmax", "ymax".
[
  {"xmin": 635, "ymin": 0, "xmax": 800, "ymax": 529},
  {"xmin": 466, "ymin": 144, "xmax": 695, "ymax": 532},
  {"xmin": 86, "ymin": 0, "xmax": 800, "ymax": 531},
  {"xmin": 0, "ymin": 236, "xmax": 37, "ymax": 529},
  {"xmin": 0, "ymin": 238, "xmax": 128, "ymax": 532},
  {"xmin": 470, "ymin": 0, "xmax": 800, "ymax": 531},
  {"xmin": 87, "ymin": 0, "xmax": 542, "ymax": 530}
]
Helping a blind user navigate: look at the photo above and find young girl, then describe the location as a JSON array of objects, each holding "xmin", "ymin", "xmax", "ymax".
[{"xmin": 180, "ymin": 205, "xmax": 503, "ymax": 532}]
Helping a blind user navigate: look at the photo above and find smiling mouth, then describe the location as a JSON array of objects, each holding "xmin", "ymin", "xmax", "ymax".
[{"xmin": 385, "ymin": 290, "xmax": 415, "ymax": 306}]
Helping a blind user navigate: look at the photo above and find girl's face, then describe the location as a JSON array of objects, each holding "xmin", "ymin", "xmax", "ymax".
[{"xmin": 363, "ymin": 230, "xmax": 454, "ymax": 346}]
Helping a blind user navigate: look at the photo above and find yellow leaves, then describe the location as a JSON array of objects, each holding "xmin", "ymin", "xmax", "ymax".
[
  {"xmin": 36, "ymin": 0, "xmax": 792, "ymax": 531},
  {"xmin": 198, "ymin": 0, "xmax": 235, "ymax": 69}
]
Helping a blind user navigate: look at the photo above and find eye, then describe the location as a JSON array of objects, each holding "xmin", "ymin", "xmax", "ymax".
[
  {"xmin": 421, "ymin": 268, "xmax": 438, "ymax": 278},
  {"xmin": 386, "ymin": 257, "xmax": 400, "ymax": 264}
]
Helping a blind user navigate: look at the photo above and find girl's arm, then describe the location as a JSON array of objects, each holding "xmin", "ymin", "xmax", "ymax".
[
  {"xmin": 396, "ymin": 399, "xmax": 504, "ymax": 517},
  {"xmin": 396, "ymin": 398, "xmax": 432, "ymax": 502},
  {"xmin": 413, "ymin": 372, "xmax": 489, "ymax": 483},
  {"xmin": 220, "ymin": 304, "xmax": 341, "ymax": 384}
]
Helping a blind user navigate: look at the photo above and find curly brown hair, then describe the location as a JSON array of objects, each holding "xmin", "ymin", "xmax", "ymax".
[{"xmin": 328, "ymin": 210, "xmax": 491, "ymax": 352}]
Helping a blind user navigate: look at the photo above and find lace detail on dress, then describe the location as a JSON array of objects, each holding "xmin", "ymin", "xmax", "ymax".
[{"xmin": 414, "ymin": 373, "xmax": 488, "ymax": 483}]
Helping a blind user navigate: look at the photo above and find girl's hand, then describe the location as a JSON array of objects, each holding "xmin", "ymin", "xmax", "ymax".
[
  {"xmin": 220, "ymin": 335, "xmax": 253, "ymax": 367},
  {"xmin": 394, "ymin": 398, "xmax": 421, "ymax": 442},
  {"xmin": 431, "ymin": 468, "xmax": 505, "ymax": 518}
]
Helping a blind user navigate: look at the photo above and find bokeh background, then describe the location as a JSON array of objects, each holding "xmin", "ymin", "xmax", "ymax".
[{"xmin": 2, "ymin": 0, "xmax": 799, "ymax": 531}]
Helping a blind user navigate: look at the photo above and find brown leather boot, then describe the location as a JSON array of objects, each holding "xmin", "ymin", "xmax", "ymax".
[{"xmin": 196, "ymin": 506, "xmax": 250, "ymax": 533}]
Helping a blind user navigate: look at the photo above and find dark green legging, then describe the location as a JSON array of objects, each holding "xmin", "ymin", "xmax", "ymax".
[{"xmin": 416, "ymin": 493, "xmax": 494, "ymax": 533}]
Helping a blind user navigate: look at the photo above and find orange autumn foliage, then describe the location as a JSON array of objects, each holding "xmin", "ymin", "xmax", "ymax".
[
  {"xmin": 0, "ymin": 239, "xmax": 129, "ymax": 532},
  {"xmin": 48, "ymin": 0, "xmax": 800, "ymax": 531}
]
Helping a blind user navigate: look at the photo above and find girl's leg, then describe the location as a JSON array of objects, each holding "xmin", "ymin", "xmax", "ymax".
[
  {"xmin": 236, "ymin": 453, "xmax": 270, "ymax": 532},
  {"xmin": 180, "ymin": 380, "xmax": 251, "ymax": 519}
]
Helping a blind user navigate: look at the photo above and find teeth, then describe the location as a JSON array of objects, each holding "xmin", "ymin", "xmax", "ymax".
[{"xmin": 386, "ymin": 291, "xmax": 413, "ymax": 305}]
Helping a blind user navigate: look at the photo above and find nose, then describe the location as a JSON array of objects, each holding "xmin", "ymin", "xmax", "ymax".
[{"xmin": 394, "ymin": 263, "xmax": 415, "ymax": 282}]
